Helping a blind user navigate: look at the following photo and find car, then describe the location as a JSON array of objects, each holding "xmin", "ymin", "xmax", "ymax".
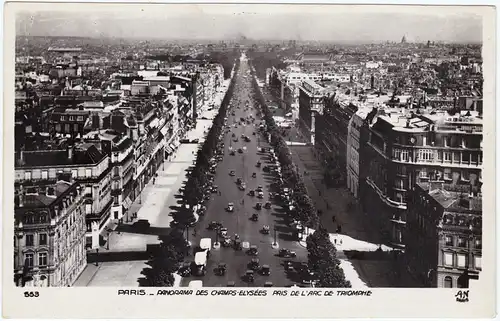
[
  {"xmin": 226, "ymin": 203, "xmax": 234, "ymax": 212},
  {"xmin": 260, "ymin": 265, "xmax": 271, "ymax": 276},
  {"xmin": 256, "ymin": 162, "xmax": 261, "ymax": 168},
  {"xmin": 180, "ymin": 139, "xmax": 190, "ymax": 143},
  {"xmin": 248, "ymin": 190, "xmax": 255, "ymax": 197},
  {"xmin": 264, "ymin": 201, "xmax": 272, "ymax": 209},
  {"xmin": 257, "ymin": 191, "xmax": 264, "ymax": 199},
  {"xmin": 236, "ymin": 178, "xmax": 243, "ymax": 185},
  {"xmin": 250, "ymin": 213, "xmax": 259, "ymax": 221},
  {"xmin": 230, "ymin": 150, "xmax": 236, "ymax": 156},
  {"xmin": 207, "ymin": 221, "xmax": 222, "ymax": 230},
  {"xmin": 238, "ymin": 148, "xmax": 243, "ymax": 153},
  {"xmin": 239, "ymin": 183, "xmax": 246, "ymax": 190},
  {"xmin": 262, "ymin": 225, "xmax": 270, "ymax": 234},
  {"xmin": 191, "ymin": 139, "xmax": 199, "ymax": 143},
  {"xmin": 244, "ymin": 137, "xmax": 251, "ymax": 142},
  {"xmin": 279, "ymin": 248, "xmax": 297, "ymax": 258},
  {"xmin": 257, "ymin": 185, "xmax": 263, "ymax": 192},
  {"xmin": 211, "ymin": 185, "xmax": 218, "ymax": 193},
  {"xmin": 248, "ymin": 258, "xmax": 260, "ymax": 270},
  {"xmin": 247, "ymin": 245, "xmax": 259, "ymax": 256},
  {"xmin": 233, "ymin": 138, "xmax": 239, "ymax": 142},
  {"xmin": 229, "ymin": 170, "xmax": 236, "ymax": 176}
]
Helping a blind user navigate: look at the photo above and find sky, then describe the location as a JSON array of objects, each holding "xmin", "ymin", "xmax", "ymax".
[{"xmin": 13, "ymin": 4, "xmax": 484, "ymax": 43}]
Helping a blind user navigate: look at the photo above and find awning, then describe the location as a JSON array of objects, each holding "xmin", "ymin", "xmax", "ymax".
[
  {"xmin": 165, "ymin": 145, "xmax": 173, "ymax": 154},
  {"xmin": 169, "ymin": 143, "xmax": 176, "ymax": 150}
]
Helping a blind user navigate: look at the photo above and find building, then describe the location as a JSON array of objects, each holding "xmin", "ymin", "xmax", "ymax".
[
  {"xmin": 346, "ymin": 108, "xmax": 371, "ymax": 198},
  {"xmin": 49, "ymin": 109, "xmax": 90, "ymax": 138},
  {"xmin": 15, "ymin": 144, "xmax": 112, "ymax": 250},
  {"xmin": 14, "ymin": 179, "xmax": 87, "ymax": 287},
  {"xmin": 363, "ymin": 108, "xmax": 483, "ymax": 247},
  {"xmin": 405, "ymin": 182, "xmax": 482, "ymax": 288},
  {"xmin": 298, "ymin": 79, "xmax": 327, "ymax": 145},
  {"xmin": 84, "ymin": 129, "xmax": 135, "ymax": 221},
  {"xmin": 315, "ymin": 94, "xmax": 358, "ymax": 178}
]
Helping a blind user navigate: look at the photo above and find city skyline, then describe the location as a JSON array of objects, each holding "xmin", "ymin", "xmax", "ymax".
[{"xmin": 15, "ymin": 4, "xmax": 483, "ymax": 43}]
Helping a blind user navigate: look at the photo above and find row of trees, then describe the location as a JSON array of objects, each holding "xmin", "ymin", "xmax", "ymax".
[
  {"xmin": 306, "ymin": 228, "xmax": 351, "ymax": 288},
  {"xmin": 248, "ymin": 61, "xmax": 351, "ymax": 288},
  {"xmin": 143, "ymin": 57, "xmax": 241, "ymax": 286},
  {"xmin": 248, "ymin": 64, "xmax": 318, "ymax": 230}
]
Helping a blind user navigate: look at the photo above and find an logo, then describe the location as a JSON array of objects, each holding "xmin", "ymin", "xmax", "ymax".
[{"xmin": 455, "ymin": 290, "xmax": 469, "ymax": 303}]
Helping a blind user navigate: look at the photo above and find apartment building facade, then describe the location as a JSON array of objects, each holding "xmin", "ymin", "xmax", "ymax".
[
  {"xmin": 14, "ymin": 179, "xmax": 87, "ymax": 287},
  {"xmin": 405, "ymin": 182, "xmax": 482, "ymax": 288},
  {"xmin": 363, "ymin": 109, "xmax": 483, "ymax": 247},
  {"xmin": 15, "ymin": 144, "xmax": 112, "ymax": 250}
]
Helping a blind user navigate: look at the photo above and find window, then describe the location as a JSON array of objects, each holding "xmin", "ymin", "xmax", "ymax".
[
  {"xmin": 474, "ymin": 256, "xmax": 482, "ymax": 270},
  {"xmin": 457, "ymin": 237, "xmax": 466, "ymax": 247},
  {"xmin": 445, "ymin": 235, "xmax": 453, "ymax": 246},
  {"xmin": 25, "ymin": 253, "xmax": 34, "ymax": 267},
  {"xmin": 85, "ymin": 186, "xmax": 92, "ymax": 196},
  {"xmin": 422, "ymin": 136, "xmax": 427, "ymax": 146},
  {"xmin": 444, "ymin": 276, "xmax": 453, "ymax": 288},
  {"xmin": 393, "ymin": 149, "xmax": 401, "ymax": 161},
  {"xmin": 69, "ymin": 116, "xmax": 75, "ymax": 121},
  {"xmin": 24, "ymin": 171, "xmax": 32, "ymax": 180},
  {"xmin": 39, "ymin": 233, "xmax": 48, "ymax": 246},
  {"xmin": 457, "ymin": 254, "xmax": 466, "ymax": 268},
  {"xmin": 401, "ymin": 150, "xmax": 409, "ymax": 162},
  {"xmin": 26, "ymin": 234, "xmax": 34, "ymax": 246},
  {"xmin": 77, "ymin": 116, "xmax": 84, "ymax": 121},
  {"xmin": 71, "ymin": 169, "xmax": 78, "ymax": 179},
  {"xmin": 444, "ymin": 252, "xmax": 454, "ymax": 266},
  {"xmin": 60, "ymin": 116, "xmax": 66, "ymax": 121},
  {"xmin": 41, "ymin": 171, "xmax": 48, "ymax": 180},
  {"xmin": 114, "ymin": 167, "xmax": 120, "ymax": 176},
  {"xmin": 444, "ymin": 168, "xmax": 452, "ymax": 180},
  {"xmin": 74, "ymin": 124, "xmax": 79, "ymax": 131},
  {"xmin": 55, "ymin": 124, "xmax": 61, "ymax": 132},
  {"xmin": 443, "ymin": 136, "xmax": 450, "ymax": 147},
  {"xmin": 65, "ymin": 124, "xmax": 70, "ymax": 133},
  {"xmin": 38, "ymin": 252, "xmax": 48, "ymax": 267},
  {"xmin": 443, "ymin": 152, "xmax": 452, "ymax": 163},
  {"xmin": 418, "ymin": 149, "xmax": 433, "ymax": 162},
  {"xmin": 85, "ymin": 204, "xmax": 92, "ymax": 215},
  {"xmin": 113, "ymin": 196, "xmax": 119, "ymax": 205},
  {"xmin": 85, "ymin": 169, "xmax": 92, "ymax": 178},
  {"xmin": 112, "ymin": 181, "xmax": 120, "ymax": 190},
  {"xmin": 462, "ymin": 171, "xmax": 470, "ymax": 181},
  {"xmin": 475, "ymin": 239, "xmax": 482, "ymax": 249},
  {"xmin": 419, "ymin": 168, "xmax": 428, "ymax": 178}
]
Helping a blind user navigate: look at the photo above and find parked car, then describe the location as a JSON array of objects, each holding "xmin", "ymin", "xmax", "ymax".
[{"xmin": 226, "ymin": 202, "xmax": 234, "ymax": 212}]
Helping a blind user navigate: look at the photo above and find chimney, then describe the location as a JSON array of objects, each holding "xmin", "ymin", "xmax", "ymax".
[
  {"xmin": 19, "ymin": 192, "xmax": 24, "ymax": 207},
  {"xmin": 19, "ymin": 150, "xmax": 25, "ymax": 165},
  {"xmin": 68, "ymin": 146, "xmax": 74, "ymax": 161}
]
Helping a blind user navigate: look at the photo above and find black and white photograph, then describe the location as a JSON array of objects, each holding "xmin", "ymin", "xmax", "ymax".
[{"xmin": 3, "ymin": 2, "xmax": 496, "ymax": 319}]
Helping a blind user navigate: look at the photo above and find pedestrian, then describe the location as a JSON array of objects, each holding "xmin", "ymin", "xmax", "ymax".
[
  {"xmin": 153, "ymin": 178, "xmax": 156, "ymax": 185},
  {"xmin": 332, "ymin": 215, "xmax": 336, "ymax": 223}
]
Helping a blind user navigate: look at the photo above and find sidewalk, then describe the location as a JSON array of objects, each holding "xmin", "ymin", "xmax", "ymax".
[{"xmin": 287, "ymin": 127, "xmax": 422, "ymax": 287}]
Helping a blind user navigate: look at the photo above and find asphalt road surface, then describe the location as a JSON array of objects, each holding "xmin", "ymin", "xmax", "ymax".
[{"xmin": 180, "ymin": 55, "xmax": 307, "ymax": 287}]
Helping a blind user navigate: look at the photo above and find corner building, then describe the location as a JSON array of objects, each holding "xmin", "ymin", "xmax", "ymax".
[{"xmin": 14, "ymin": 179, "xmax": 87, "ymax": 287}]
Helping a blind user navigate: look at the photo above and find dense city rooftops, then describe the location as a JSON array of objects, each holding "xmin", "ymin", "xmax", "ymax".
[{"xmin": 15, "ymin": 144, "xmax": 105, "ymax": 168}]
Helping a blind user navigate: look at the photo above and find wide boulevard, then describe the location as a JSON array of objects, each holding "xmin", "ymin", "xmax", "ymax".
[{"xmin": 180, "ymin": 54, "xmax": 307, "ymax": 287}]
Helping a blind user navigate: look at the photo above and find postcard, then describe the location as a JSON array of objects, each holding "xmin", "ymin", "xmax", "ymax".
[{"xmin": 2, "ymin": 1, "xmax": 496, "ymax": 318}]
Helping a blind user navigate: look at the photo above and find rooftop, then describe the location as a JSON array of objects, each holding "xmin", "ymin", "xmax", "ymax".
[
  {"xmin": 418, "ymin": 182, "xmax": 482, "ymax": 213},
  {"xmin": 15, "ymin": 144, "xmax": 105, "ymax": 168},
  {"xmin": 16, "ymin": 179, "xmax": 74, "ymax": 209}
]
